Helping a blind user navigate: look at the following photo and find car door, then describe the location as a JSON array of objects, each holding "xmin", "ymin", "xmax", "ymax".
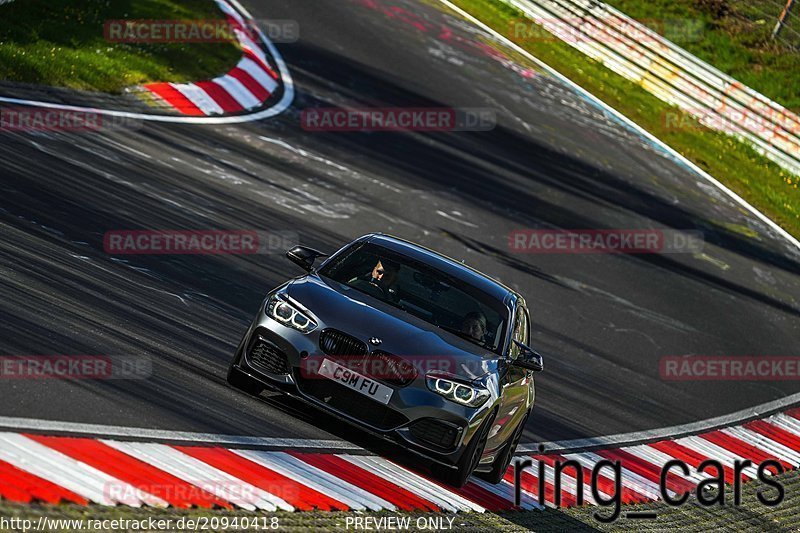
[{"xmin": 486, "ymin": 303, "xmax": 532, "ymax": 452}]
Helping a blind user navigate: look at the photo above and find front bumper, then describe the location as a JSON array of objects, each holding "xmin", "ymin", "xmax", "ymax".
[{"xmin": 230, "ymin": 310, "xmax": 494, "ymax": 466}]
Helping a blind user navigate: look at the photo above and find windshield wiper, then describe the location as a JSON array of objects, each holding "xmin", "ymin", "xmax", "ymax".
[{"xmin": 436, "ymin": 324, "xmax": 489, "ymax": 348}]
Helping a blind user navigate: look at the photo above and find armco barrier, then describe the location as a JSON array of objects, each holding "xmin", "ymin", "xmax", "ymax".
[{"xmin": 504, "ymin": 0, "xmax": 800, "ymax": 177}]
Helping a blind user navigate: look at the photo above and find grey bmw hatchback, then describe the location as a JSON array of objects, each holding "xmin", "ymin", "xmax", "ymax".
[{"xmin": 227, "ymin": 234, "xmax": 543, "ymax": 487}]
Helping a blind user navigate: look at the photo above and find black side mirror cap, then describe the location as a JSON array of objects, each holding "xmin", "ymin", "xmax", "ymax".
[
  {"xmin": 511, "ymin": 340, "xmax": 544, "ymax": 372},
  {"xmin": 286, "ymin": 245, "xmax": 328, "ymax": 272}
]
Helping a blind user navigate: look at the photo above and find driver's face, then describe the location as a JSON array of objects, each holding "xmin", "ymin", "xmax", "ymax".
[
  {"xmin": 372, "ymin": 261, "xmax": 387, "ymax": 281},
  {"xmin": 372, "ymin": 261, "xmax": 396, "ymax": 285},
  {"xmin": 462, "ymin": 318, "xmax": 487, "ymax": 341}
]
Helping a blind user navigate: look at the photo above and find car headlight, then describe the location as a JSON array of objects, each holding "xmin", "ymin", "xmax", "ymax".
[
  {"xmin": 426, "ymin": 373, "xmax": 490, "ymax": 407},
  {"xmin": 266, "ymin": 295, "xmax": 318, "ymax": 333}
]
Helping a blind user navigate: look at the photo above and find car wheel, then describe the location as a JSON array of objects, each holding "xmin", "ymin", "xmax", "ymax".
[
  {"xmin": 439, "ymin": 409, "xmax": 497, "ymax": 488},
  {"xmin": 478, "ymin": 409, "xmax": 530, "ymax": 485},
  {"xmin": 227, "ymin": 364, "xmax": 264, "ymax": 397}
]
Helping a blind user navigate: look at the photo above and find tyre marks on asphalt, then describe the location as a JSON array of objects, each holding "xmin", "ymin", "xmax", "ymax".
[{"xmin": 3, "ymin": 408, "xmax": 800, "ymax": 511}]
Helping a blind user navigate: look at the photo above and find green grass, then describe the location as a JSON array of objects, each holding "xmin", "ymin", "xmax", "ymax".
[
  {"xmin": 3, "ymin": 468, "xmax": 800, "ymax": 532},
  {"xmin": 559, "ymin": 464, "xmax": 800, "ymax": 531},
  {"xmin": 449, "ymin": 0, "xmax": 800, "ymax": 241},
  {"xmin": 606, "ymin": 0, "xmax": 800, "ymax": 111},
  {"xmin": 0, "ymin": 0, "xmax": 241, "ymax": 93}
]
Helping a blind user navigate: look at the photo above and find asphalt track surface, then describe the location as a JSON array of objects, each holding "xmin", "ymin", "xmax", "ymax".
[{"xmin": 1, "ymin": 0, "xmax": 800, "ymax": 457}]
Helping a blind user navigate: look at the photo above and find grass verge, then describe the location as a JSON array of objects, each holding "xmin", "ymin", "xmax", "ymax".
[
  {"xmin": 449, "ymin": 0, "xmax": 800, "ymax": 241},
  {"xmin": 605, "ymin": 0, "xmax": 800, "ymax": 111},
  {"xmin": 2, "ymin": 469, "xmax": 799, "ymax": 532},
  {"xmin": 558, "ymin": 465, "xmax": 800, "ymax": 531},
  {"xmin": 0, "ymin": 0, "xmax": 241, "ymax": 93}
]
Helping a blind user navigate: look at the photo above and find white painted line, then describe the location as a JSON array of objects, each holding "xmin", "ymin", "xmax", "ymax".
[
  {"xmin": 0, "ymin": 433, "xmax": 165, "ymax": 507},
  {"xmin": 470, "ymin": 477, "xmax": 545, "ymax": 510},
  {"xmin": 623, "ymin": 444, "xmax": 710, "ymax": 485},
  {"xmin": 340, "ymin": 455, "xmax": 455, "ymax": 512},
  {"xmin": 269, "ymin": 452, "xmax": 394, "ymax": 512},
  {"xmin": 102, "ymin": 440, "xmax": 287, "ymax": 511},
  {"xmin": 238, "ymin": 56, "xmax": 279, "ymax": 92},
  {"xmin": 675, "ymin": 436, "xmax": 758, "ymax": 478},
  {"xmin": 214, "ymin": 75, "xmax": 261, "ymax": 109},
  {"xmin": 722, "ymin": 426, "xmax": 800, "ymax": 467},
  {"xmin": 0, "ymin": 415, "xmax": 361, "ymax": 449},
  {"xmin": 562, "ymin": 451, "xmax": 665, "ymax": 500},
  {"xmin": 233, "ymin": 450, "xmax": 385, "ymax": 511},
  {"xmin": 766, "ymin": 413, "xmax": 800, "ymax": 438},
  {"xmin": 232, "ymin": 449, "xmax": 363, "ymax": 510},
  {"xmin": 171, "ymin": 83, "xmax": 225, "ymax": 115},
  {"xmin": 538, "ymin": 461, "xmax": 601, "ymax": 505},
  {"xmin": 342, "ymin": 455, "xmax": 485, "ymax": 513},
  {"xmin": 236, "ymin": 29, "xmax": 269, "ymax": 64},
  {"xmin": 215, "ymin": 0, "xmax": 248, "ymax": 29},
  {"xmin": 436, "ymin": 0, "xmax": 800, "ymax": 257}
]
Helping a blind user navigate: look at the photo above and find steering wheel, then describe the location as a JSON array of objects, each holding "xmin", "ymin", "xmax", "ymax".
[{"xmin": 349, "ymin": 279, "xmax": 386, "ymax": 299}]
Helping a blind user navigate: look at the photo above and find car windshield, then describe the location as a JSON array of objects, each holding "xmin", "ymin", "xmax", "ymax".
[{"xmin": 318, "ymin": 242, "xmax": 508, "ymax": 353}]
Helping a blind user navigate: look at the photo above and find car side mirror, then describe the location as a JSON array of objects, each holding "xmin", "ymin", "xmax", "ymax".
[
  {"xmin": 286, "ymin": 245, "xmax": 328, "ymax": 273},
  {"xmin": 511, "ymin": 340, "xmax": 544, "ymax": 372}
]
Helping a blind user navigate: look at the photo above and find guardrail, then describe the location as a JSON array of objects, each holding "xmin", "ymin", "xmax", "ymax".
[{"xmin": 503, "ymin": 0, "xmax": 800, "ymax": 177}]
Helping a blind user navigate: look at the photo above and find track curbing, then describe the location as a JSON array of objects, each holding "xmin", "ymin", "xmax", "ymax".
[{"xmin": 0, "ymin": 0, "xmax": 295, "ymax": 124}]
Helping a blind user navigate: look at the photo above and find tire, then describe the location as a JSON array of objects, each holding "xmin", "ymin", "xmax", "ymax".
[
  {"xmin": 478, "ymin": 410, "xmax": 530, "ymax": 485},
  {"xmin": 227, "ymin": 364, "xmax": 264, "ymax": 397},
  {"xmin": 438, "ymin": 410, "xmax": 497, "ymax": 488}
]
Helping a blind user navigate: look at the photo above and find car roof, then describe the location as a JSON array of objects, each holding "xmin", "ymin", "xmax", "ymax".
[{"xmin": 361, "ymin": 233, "xmax": 517, "ymax": 304}]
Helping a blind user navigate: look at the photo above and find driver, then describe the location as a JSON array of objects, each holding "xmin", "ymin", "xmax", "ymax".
[
  {"xmin": 461, "ymin": 311, "xmax": 488, "ymax": 342},
  {"xmin": 349, "ymin": 259, "xmax": 399, "ymax": 299}
]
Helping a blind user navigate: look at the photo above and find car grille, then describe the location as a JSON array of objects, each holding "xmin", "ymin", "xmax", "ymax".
[
  {"xmin": 248, "ymin": 337, "xmax": 289, "ymax": 375},
  {"xmin": 319, "ymin": 330, "xmax": 416, "ymax": 387},
  {"xmin": 298, "ymin": 377, "xmax": 409, "ymax": 430},
  {"xmin": 409, "ymin": 418, "xmax": 462, "ymax": 451},
  {"xmin": 319, "ymin": 329, "xmax": 368, "ymax": 356}
]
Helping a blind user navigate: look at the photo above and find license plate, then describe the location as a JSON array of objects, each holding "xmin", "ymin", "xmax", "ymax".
[{"xmin": 318, "ymin": 358, "xmax": 394, "ymax": 405}]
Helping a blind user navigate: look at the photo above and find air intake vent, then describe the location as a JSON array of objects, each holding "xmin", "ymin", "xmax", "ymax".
[
  {"xmin": 248, "ymin": 337, "xmax": 289, "ymax": 374},
  {"xmin": 409, "ymin": 418, "xmax": 462, "ymax": 451}
]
